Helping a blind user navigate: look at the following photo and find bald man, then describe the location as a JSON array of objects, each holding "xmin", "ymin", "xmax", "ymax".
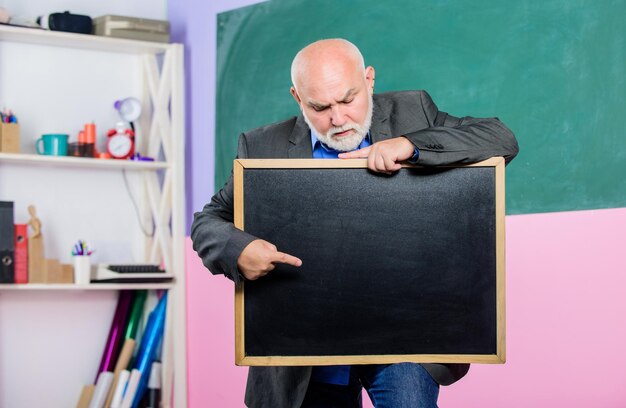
[{"xmin": 192, "ymin": 39, "xmax": 518, "ymax": 408}]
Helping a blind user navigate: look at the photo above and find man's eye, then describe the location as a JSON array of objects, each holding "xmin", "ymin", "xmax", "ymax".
[
  {"xmin": 343, "ymin": 99, "xmax": 354, "ymax": 104},
  {"xmin": 313, "ymin": 106, "xmax": 328, "ymax": 112}
]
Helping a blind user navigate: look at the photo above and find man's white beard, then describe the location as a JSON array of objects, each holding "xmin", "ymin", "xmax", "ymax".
[{"xmin": 303, "ymin": 93, "xmax": 373, "ymax": 152}]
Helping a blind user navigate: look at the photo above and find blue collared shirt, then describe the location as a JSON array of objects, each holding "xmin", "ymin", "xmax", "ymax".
[{"xmin": 310, "ymin": 129, "xmax": 372, "ymax": 159}]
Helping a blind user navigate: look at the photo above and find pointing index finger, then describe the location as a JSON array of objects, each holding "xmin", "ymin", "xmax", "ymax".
[
  {"xmin": 338, "ymin": 146, "xmax": 371, "ymax": 159},
  {"xmin": 273, "ymin": 251, "xmax": 303, "ymax": 267}
]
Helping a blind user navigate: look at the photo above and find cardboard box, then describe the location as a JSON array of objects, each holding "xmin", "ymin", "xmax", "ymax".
[
  {"xmin": 0, "ymin": 123, "xmax": 20, "ymax": 153},
  {"xmin": 93, "ymin": 15, "xmax": 170, "ymax": 43}
]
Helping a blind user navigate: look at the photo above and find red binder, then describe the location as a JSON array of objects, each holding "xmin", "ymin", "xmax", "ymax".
[{"xmin": 14, "ymin": 224, "xmax": 28, "ymax": 284}]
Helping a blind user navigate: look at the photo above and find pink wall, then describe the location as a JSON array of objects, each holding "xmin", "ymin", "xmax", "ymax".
[
  {"xmin": 186, "ymin": 244, "xmax": 248, "ymax": 407},
  {"xmin": 439, "ymin": 208, "xmax": 626, "ymax": 407},
  {"xmin": 186, "ymin": 207, "xmax": 626, "ymax": 406}
]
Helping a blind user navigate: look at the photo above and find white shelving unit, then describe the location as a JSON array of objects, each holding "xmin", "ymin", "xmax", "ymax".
[{"xmin": 0, "ymin": 25, "xmax": 187, "ymax": 407}]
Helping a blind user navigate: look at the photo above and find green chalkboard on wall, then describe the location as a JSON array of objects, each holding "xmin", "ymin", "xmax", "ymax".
[{"xmin": 216, "ymin": 0, "xmax": 626, "ymax": 214}]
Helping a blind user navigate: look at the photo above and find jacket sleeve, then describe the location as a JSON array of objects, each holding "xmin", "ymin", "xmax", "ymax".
[
  {"xmin": 190, "ymin": 134, "xmax": 256, "ymax": 285},
  {"xmin": 405, "ymin": 91, "xmax": 519, "ymax": 166}
]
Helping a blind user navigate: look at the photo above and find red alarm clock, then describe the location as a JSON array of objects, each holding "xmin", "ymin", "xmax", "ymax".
[{"xmin": 106, "ymin": 122, "xmax": 135, "ymax": 159}]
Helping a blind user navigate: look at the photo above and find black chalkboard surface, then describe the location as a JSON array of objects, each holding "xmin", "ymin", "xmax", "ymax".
[{"xmin": 234, "ymin": 158, "xmax": 505, "ymax": 366}]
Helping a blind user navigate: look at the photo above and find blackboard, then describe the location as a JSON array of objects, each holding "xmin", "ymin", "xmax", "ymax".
[
  {"xmin": 217, "ymin": 0, "xmax": 626, "ymax": 215},
  {"xmin": 233, "ymin": 158, "xmax": 505, "ymax": 366}
]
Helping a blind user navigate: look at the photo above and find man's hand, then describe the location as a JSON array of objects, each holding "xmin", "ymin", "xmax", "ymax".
[
  {"xmin": 237, "ymin": 239, "xmax": 302, "ymax": 280},
  {"xmin": 338, "ymin": 137, "xmax": 415, "ymax": 174}
]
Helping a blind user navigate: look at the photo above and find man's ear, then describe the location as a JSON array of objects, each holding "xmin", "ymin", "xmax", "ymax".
[
  {"xmin": 290, "ymin": 86, "xmax": 302, "ymax": 109},
  {"xmin": 365, "ymin": 66, "xmax": 376, "ymax": 94}
]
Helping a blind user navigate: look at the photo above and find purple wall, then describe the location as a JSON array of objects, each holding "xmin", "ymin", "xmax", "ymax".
[{"xmin": 169, "ymin": 0, "xmax": 265, "ymax": 232}]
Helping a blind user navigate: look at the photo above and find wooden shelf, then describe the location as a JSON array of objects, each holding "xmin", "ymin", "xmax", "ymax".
[
  {"xmin": 0, "ymin": 282, "xmax": 175, "ymax": 291},
  {"xmin": 0, "ymin": 24, "xmax": 171, "ymax": 54},
  {"xmin": 0, "ymin": 152, "xmax": 169, "ymax": 170}
]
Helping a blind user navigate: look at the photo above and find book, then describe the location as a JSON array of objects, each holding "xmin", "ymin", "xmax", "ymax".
[
  {"xmin": 0, "ymin": 201, "xmax": 14, "ymax": 283},
  {"xmin": 14, "ymin": 224, "xmax": 27, "ymax": 283}
]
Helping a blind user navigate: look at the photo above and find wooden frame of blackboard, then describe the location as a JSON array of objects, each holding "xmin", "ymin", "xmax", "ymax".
[{"xmin": 233, "ymin": 158, "xmax": 506, "ymax": 366}]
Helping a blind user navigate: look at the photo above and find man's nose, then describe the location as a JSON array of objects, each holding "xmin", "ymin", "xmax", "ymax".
[{"xmin": 330, "ymin": 105, "xmax": 346, "ymax": 127}]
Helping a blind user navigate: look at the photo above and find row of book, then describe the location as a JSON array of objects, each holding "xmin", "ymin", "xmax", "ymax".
[
  {"xmin": 77, "ymin": 290, "xmax": 168, "ymax": 408},
  {"xmin": 0, "ymin": 200, "xmax": 76, "ymax": 284}
]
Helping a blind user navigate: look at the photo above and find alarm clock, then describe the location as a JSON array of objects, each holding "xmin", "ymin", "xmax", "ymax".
[{"xmin": 106, "ymin": 122, "xmax": 135, "ymax": 159}]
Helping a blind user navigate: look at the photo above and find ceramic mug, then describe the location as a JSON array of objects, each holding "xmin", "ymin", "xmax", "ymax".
[{"xmin": 36, "ymin": 134, "xmax": 69, "ymax": 156}]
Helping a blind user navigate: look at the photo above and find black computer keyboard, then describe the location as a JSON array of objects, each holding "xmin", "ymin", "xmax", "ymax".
[{"xmin": 106, "ymin": 264, "xmax": 165, "ymax": 274}]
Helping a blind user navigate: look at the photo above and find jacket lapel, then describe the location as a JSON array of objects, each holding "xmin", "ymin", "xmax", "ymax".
[
  {"xmin": 369, "ymin": 95, "xmax": 392, "ymax": 143},
  {"xmin": 288, "ymin": 115, "xmax": 313, "ymax": 158}
]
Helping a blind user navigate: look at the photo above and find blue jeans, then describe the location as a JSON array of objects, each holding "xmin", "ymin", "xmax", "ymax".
[{"xmin": 301, "ymin": 363, "xmax": 439, "ymax": 408}]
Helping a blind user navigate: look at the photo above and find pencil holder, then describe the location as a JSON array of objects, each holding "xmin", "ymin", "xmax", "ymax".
[
  {"xmin": 73, "ymin": 255, "xmax": 91, "ymax": 284},
  {"xmin": 0, "ymin": 123, "xmax": 20, "ymax": 153}
]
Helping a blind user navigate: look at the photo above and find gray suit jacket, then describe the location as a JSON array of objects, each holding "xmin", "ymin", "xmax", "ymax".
[{"xmin": 191, "ymin": 90, "xmax": 519, "ymax": 408}]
